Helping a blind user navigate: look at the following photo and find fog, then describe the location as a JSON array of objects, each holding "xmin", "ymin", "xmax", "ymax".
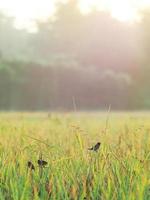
[{"xmin": 0, "ymin": 1, "xmax": 149, "ymax": 111}]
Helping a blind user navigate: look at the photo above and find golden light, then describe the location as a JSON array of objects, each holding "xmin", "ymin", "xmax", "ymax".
[
  {"xmin": 0, "ymin": 0, "xmax": 150, "ymax": 29},
  {"xmin": 79, "ymin": 0, "xmax": 138, "ymax": 22},
  {"xmin": 79, "ymin": 0, "xmax": 102, "ymax": 13}
]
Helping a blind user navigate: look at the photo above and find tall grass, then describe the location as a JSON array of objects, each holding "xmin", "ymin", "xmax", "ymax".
[{"xmin": 0, "ymin": 112, "xmax": 149, "ymax": 199}]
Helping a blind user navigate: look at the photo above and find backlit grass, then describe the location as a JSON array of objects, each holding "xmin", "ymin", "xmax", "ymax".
[{"xmin": 0, "ymin": 112, "xmax": 149, "ymax": 200}]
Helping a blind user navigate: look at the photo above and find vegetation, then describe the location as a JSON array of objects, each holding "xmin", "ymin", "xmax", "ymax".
[
  {"xmin": 0, "ymin": 1, "xmax": 150, "ymax": 110},
  {"xmin": 0, "ymin": 112, "xmax": 149, "ymax": 199}
]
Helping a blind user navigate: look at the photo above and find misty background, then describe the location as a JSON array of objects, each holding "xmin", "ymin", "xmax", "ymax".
[{"xmin": 0, "ymin": 1, "xmax": 149, "ymax": 111}]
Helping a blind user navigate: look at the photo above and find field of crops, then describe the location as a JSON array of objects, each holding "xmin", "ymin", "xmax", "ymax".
[{"xmin": 0, "ymin": 112, "xmax": 150, "ymax": 200}]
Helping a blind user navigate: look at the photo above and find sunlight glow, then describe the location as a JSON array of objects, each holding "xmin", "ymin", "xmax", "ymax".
[
  {"xmin": 110, "ymin": 1, "xmax": 137, "ymax": 22},
  {"xmin": 79, "ymin": 0, "xmax": 140, "ymax": 22},
  {"xmin": 0, "ymin": 0, "xmax": 56, "ymax": 29},
  {"xmin": 0, "ymin": 0, "xmax": 150, "ymax": 29}
]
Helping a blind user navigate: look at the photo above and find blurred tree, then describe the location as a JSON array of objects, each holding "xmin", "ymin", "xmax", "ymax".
[
  {"xmin": 0, "ymin": 3, "xmax": 141, "ymax": 110},
  {"xmin": 0, "ymin": 13, "xmax": 29, "ymax": 60},
  {"xmin": 137, "ymin": 9, "xmax": 150, "ymax": 108}
]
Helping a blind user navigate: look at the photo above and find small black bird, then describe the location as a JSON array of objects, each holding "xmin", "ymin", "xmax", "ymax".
[
  {"xmin": 38, "ymin": 159, "xmax": 48, "ymax": 167},
  {"xmin": 88, "ymin": 142, "xmax": 101, "ymax": 152},
  {"xmin": 27, "ymin": 161, "xmax": 35, "ymax": 170}
]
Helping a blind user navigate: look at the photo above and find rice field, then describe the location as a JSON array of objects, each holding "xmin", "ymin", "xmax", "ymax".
[{"xmin": 0, "ymin": 112, "xmax": 150, "ymax": 200}]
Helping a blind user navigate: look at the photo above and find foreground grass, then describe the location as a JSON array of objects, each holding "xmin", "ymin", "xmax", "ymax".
[{"xmin": 0, "ymin": 112, "xmax": 150, "ymax": 200}]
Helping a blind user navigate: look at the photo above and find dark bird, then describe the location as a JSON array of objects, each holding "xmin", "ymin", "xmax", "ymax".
[
  {"xmin": 38, "ymin": 159, "xmax": 48, "ymax": 167},
  {"xmin": 27, "ymin": 161, "xmax": 35, "ymax": 170},
  {"xmin": 88, "ymin": 142, "xmax": 101, "ymax": 152}
]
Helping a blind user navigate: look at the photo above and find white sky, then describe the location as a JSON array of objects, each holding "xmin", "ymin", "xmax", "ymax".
[{"xmin": 0, "ymin": 0, "xmax": 150, "ymax": 29}]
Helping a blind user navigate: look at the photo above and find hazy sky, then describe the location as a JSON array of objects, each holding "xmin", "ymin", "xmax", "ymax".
[{"xmin": 0, "ymin": 0, "xmax": 150, "ymax": 29}]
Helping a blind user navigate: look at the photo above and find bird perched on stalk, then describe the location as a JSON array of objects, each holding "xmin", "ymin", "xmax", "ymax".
[
  {"xmin": 88, "ymin": 142, "xmax": 101, "ymax": 152},
  {"xmin": 38, "ymin": 159, "xmax": 48, "ymax": 167},
  {"xmin": 27, "ymin": 161, "xmax": 35, "ymax": 170}
]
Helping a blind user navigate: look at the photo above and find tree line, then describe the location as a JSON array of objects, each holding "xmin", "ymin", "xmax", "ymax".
[{"xmin": 0, "ymin": 1, "xmax": 149, "ymax": 110}]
